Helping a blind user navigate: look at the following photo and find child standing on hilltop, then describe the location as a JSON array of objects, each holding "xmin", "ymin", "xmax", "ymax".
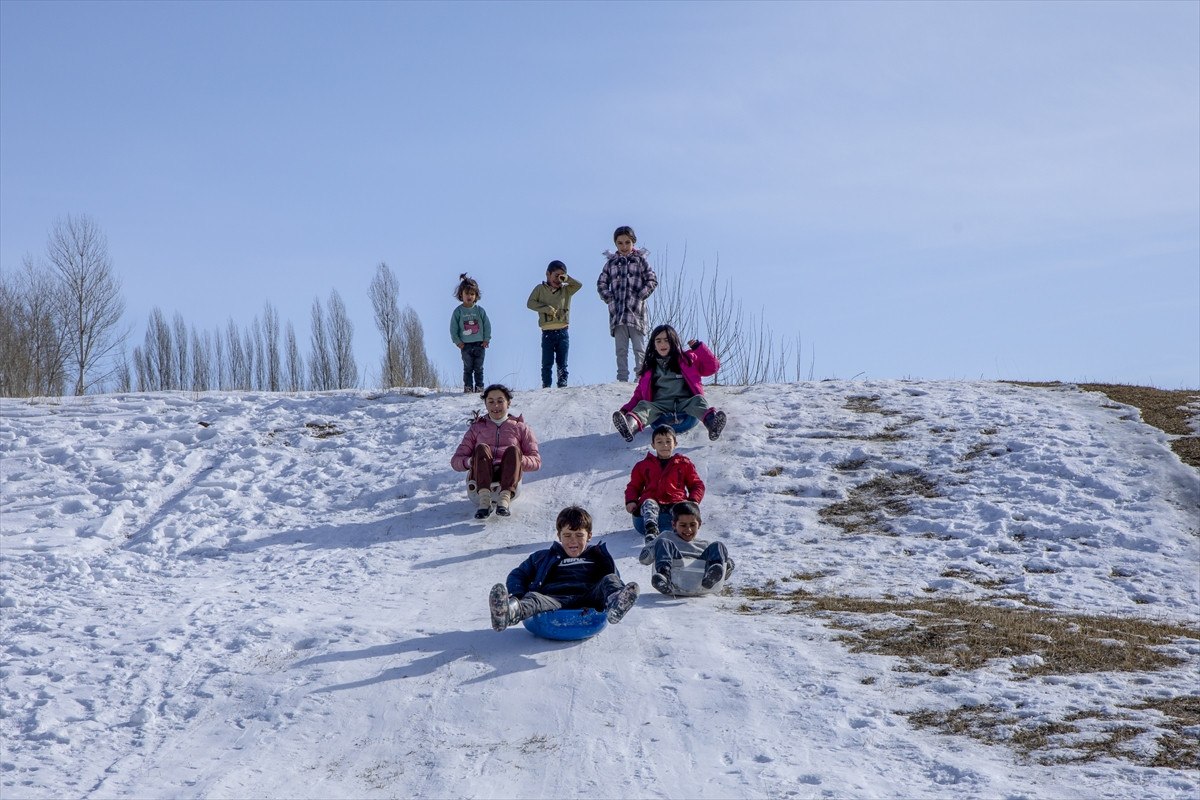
[
  {"xmin": 612, "ymin": 323, "xmax": 728, "ymax": 442},
  {"xmin": 526, "ymin": 260, "xmax": 582, "ymax": 388},
  {"xmin": 625, "ymin": 424, "xmax": 705, "ymax": 542},
  {"xmin": 597, "ymin": 225, "xmax": 657, "ymax": 382},
  {"xmin": 450, "ymin": 274, "xmax": 491, "ymax": 393}
]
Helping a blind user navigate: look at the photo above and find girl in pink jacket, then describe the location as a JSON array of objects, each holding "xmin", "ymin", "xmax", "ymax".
[
  {"xmin": 452, "ymin": 384, "xmax": 541, "ymax": 518},
  {"xmin": 612, "ymin": 324, "xmax": 728, "ymax": 443}
]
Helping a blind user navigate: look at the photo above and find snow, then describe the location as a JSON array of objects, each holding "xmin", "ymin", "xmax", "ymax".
[{"xmin": 2, "ymin": 380, "xmax": 1198, "ymax": 799}]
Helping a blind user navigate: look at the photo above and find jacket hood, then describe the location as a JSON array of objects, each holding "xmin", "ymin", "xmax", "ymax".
[{"xmin": 602, "ymin": 247, "xmax": 649, "ymax": 258}]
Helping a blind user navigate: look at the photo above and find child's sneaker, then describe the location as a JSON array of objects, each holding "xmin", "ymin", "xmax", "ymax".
[
  {"xmin": 650, "ymin": 564, "xmax": 673, "ymax": 594},
  {"xmin": 703, "ymin": 409, "xmax": 727, "ymax": 441},
  {"xmin": 644, "ymin": 532, "xmax": 658, "ymax": 546},
  {"xmin": 495, "ymin": 490, "xmax": 513, "ymax": 516},
  {"xmin": 605, "ymin": 582, "xmax": 640, "ymax": 624},
  {"xmin": 612, "ymin": 411, "xmax": 636, "ymax": 442},
  {"xmin": 701, "ymin": 562, "xmax": 725, "ymax": 589},
  {"xmin": 644, "ymin": 518, "xmax": 659, "ymax": 539},
  {"xmin": 489, "ymin": 583, "xmax": 519, "ymax": 631}
]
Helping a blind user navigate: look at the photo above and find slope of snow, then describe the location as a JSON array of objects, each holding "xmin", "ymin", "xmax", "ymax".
[{"xmin": 2, "ymin": 381, "xmax": 1197, "ymax": 799}]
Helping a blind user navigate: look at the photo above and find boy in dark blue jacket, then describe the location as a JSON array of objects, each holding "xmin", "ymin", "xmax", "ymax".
[{"xmin": 489, "ymin": 505, "xmax": 640, "ymax": 632}]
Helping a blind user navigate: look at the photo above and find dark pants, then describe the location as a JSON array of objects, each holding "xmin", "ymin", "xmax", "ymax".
[
  {"xmin": 470, "ymin": 444, "xmax": 522, "ymax": 494},
  {"xmin": 517, "ymin": 574, "xmax": 625, "ymax": 619},
  {"xmin": 653, "ymin": 539, "xmax": 730, "ymax": 572},
  {"xmin": 540, "ymin": 328, "xmax": 569, "ymax": 388},
  {"xmin": 461, "ymin": 343, "xmax": 485, "ymax": 391}
]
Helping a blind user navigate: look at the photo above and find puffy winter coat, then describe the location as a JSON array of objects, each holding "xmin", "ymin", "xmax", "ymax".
[
  {"xmin": 507, "ymin": 541, "xmax": 618, "ymax": 599},
  {"xmin": 450, "ymin": 414, "xmax": 541, "ymax": 472},
  {"xmin": 625, "ymin": 452, "xmax": 705, "ymax": 505},
  {"xmin": 620, "ymin": 341, "xmax": 720, "ymax": 415}
]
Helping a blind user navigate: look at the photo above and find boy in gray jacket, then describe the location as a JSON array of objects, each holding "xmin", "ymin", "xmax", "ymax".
[{"xmin": 638, "ymin": 501, "xmax": 734, "ymax": 594}]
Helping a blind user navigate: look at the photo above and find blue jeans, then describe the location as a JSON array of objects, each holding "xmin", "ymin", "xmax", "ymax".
[
  {"xmin": 541, "ymin": 328, "xmax": 569, "ymax": 388},
  {"xmin": 461, "ymin": 343, "xmax": 485, "ymax": 391}
]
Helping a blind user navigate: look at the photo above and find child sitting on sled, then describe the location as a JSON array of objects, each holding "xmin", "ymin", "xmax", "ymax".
[
  {"xmin": 625, "ymin": 424, "xmax": 705, "ymax": 543},
  {"xmin": 612, "ymin": 324, "xmax": 727, "ymax": 442},
  {"xmin": 639, "ymin": 501, "xmax": 734, "ymax": 595},
  {"xmin": 489, "ymin": 506, "xmax": 641, "ymax": 631}
]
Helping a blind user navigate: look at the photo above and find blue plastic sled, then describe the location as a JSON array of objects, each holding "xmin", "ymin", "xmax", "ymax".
[
  {"xmin": 632, "ymin": 510, "xmax": 674, "ymax": 537},
  {"xmin": 523, "ymin": 608, "xmax": 608, "ymax": 641},
  {"xmin": 653, "ymin": 411, "xmax": 699, "ymax": 435}
]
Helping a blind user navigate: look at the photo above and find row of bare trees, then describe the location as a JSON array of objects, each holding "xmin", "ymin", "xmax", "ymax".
[
  {"xmin": 2, "ymin": 218, "xmax": 441, "ymax": 397},
  {"xmin": 649, "ymin": 245, "xmax": 814, "ymax": 385}
]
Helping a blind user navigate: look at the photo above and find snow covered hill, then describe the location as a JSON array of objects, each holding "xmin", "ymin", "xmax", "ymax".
[{"xmin": 2, "ymin": 381, "xmax": 1197, "ymax": 799}]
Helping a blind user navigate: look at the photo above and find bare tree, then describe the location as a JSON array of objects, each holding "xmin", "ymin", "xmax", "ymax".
[
  {"xmin": 401, "ymin": 306, "xmax": 439, "ymax": 387},
  {"xmin": 46, "ymin": 214, "xmax": 126, "ymax": 394},
  {"xmin": 173, "ymin": 312, "xmax": 189, "ymax": 391},
  {"xmin": 648, "ymin": 244, "xmax": 698, "ymax": 338},
  {"xmin": 226, "ymin": 317, "xmax": 248, "ymax": 390},
  {"xmin": 327, "ymin": 289, "xmax": 358, "ymax": 389},
  {"xmin": 370, "ymin": 262, "xmax": 406, "ymax": 388},
  {"xmin": 308, "ymin": 297, "xmax": 333, "ymax": 391},
  {"xmin": 0, "ymin": 258, "xmax": 68, "ymax": 397},
  {"xmin": 284, "ymin": 321, "xmax": 303, "ymax": 392},
  {"xmin": 262, "ymin": 302, "xmax": 281, "ymax": 391}
]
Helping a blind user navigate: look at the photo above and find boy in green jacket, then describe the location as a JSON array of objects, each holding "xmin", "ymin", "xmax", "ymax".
[{"xmin": 526, "ymin": 260, "xmax": 582, "ymax": 388}]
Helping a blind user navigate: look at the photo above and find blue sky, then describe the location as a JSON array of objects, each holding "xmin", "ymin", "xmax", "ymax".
[{"xmin": 2, "ymin": 0, "xmax": 1197, "ymax": 391}]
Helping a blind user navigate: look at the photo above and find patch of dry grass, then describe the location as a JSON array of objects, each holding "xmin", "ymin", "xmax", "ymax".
[
  {"xmin": 905, "ymin": 696, "xmax": 1199, "ymax": 769},
  {"xmin": 1008, "ymin": 382, "xmax": 1199, "ymax": 469},
  {"xmin": 819, "ymin": 469, "xmax": 940, "ymax": 534},
  {"xmin": 737, "ymin": 586, "xmax": 1200, "ymax": 766},
  {"xmin": 736, "ymin": 587, "xmax": 1197, "ymax": 677}
]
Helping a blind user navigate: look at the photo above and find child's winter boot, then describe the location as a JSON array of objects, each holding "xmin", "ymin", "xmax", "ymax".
[
  {"xmin": 703, "ymin": 409, "xmax": 727, "ymax": 441},
  {"xmin": 701, "ymin": 562, "xmax": 725, "ymax": 589},
  {"xmin": 495, "ymin": 490, "xmax": 513, "ymax": 517},
  {"xmin": 612, "ymin": 411, "xmax": 636, "ymax": 442},
  {"xmin": 651, "ymin": 564, "xmax": 673, "ymax": 594},
  {"xmin": 489, "ymin": 584, "xmax": 521, "ymax": 631},
  {"xmin": 605, "ymin": 582, "xmax": 640, "ymax": 623},
  {"xmin": 475, "ymin": 488, "xmax": 494, "ymax": 519}
]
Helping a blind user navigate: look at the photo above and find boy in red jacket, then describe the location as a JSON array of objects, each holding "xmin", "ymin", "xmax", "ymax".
[{"xmin": 624, "ymin": 425, "xmax": 705, "ymax": 543}]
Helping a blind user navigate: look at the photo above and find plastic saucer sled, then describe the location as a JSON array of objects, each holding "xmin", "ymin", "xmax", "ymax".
[
  {"xmin": 653, "ymin": 411, "xmax": 699, "ymax": 435},
  {"xmin": 523, "ymin": 608, "xmax": 608, "ymax": 641}
]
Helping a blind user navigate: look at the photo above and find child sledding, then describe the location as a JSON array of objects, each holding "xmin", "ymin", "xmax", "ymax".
[
  {"xmin": 612, "ymin": 324, "xmax": 728, "ymax": 442},
  {"xmin": 624, "ymin": 424, "xmax": 705, "ymax": 541},
  {"xmin": 489, "ymin": 506, "xmax": 640, "ymax": 633},
  {"xmin": 639, "ymin": 501, "xmax": 734, "ymax": 596}
]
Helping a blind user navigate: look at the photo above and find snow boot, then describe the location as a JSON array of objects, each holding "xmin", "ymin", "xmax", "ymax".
[
  {"xmin": 475, "ymin": 488, "xmax": 494, "ymax": 519},
  {"xmin": 489, "ymin": 584, "xmax": 520, "ymax": 631},
  {"xmin": 703, "ymin": 409, "xmax": 727, "ymax": 441},
  {"xmin": 651, "ymin": 564, "xmax": 673, "ymax": 595},
  {"xmin": 605, "ymin": 582, "xmax": 640, "ymax": 624},
  {"xmin": 495, "ymin": 490, "xmax": 513, "ymax": 517},
  {"xmin": 701, "ymin": 562, "xmax": 725, "ymax": 589},
  {"xmin": 612, "ymin": 411, "xmax": 635, "ymax": 442}
]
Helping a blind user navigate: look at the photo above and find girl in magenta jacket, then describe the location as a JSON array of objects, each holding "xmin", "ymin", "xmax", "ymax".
[
  {"xmin": 452, "ymin": 384, "xmax": 541, "ymax": 519},
  {"xmin": 612, "ymin": 324, "xmax": 728, "ymax": 442}
]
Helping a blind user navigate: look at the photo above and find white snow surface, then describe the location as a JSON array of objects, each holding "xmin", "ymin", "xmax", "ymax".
[{"xmin": 2, "ymin": 381, "xmax": 1198, "ymax": 799}]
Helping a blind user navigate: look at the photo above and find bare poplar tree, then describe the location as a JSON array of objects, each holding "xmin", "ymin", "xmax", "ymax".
[
  {"xmin": 284, "ymin": 321, "xmax": 303, "ymax": 392},
  {"xmin": 226, "ymin": 317, "xmax": 248, "ymax": 390},
  {"xmin": 370, "ymin": 262, "xmax": 406, "ymax": 388},
  {"xmin": 46, "ymin": 214, "xmax": 126, "ymax": 394},
  {"xmin": 172, "ymin": 312, "xmax": 189, "ymax": 391},
  {"xmin": 308, "ymin": 297, "xmax": 333, "ymax": 391},
  {"xmin": 327, "ymin": 289, "xmax": 358, "ymax": 389},
  {"xmin": 212, "ymin": 326, "xmax": 227, "ymax": 389},
  {"xmin": 262, "ymin": 302, "xmax": 281, "ymax": 391},
  {"xmin": 400, "ymin": 306, "xmax": 438, "ymax": 388}
]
